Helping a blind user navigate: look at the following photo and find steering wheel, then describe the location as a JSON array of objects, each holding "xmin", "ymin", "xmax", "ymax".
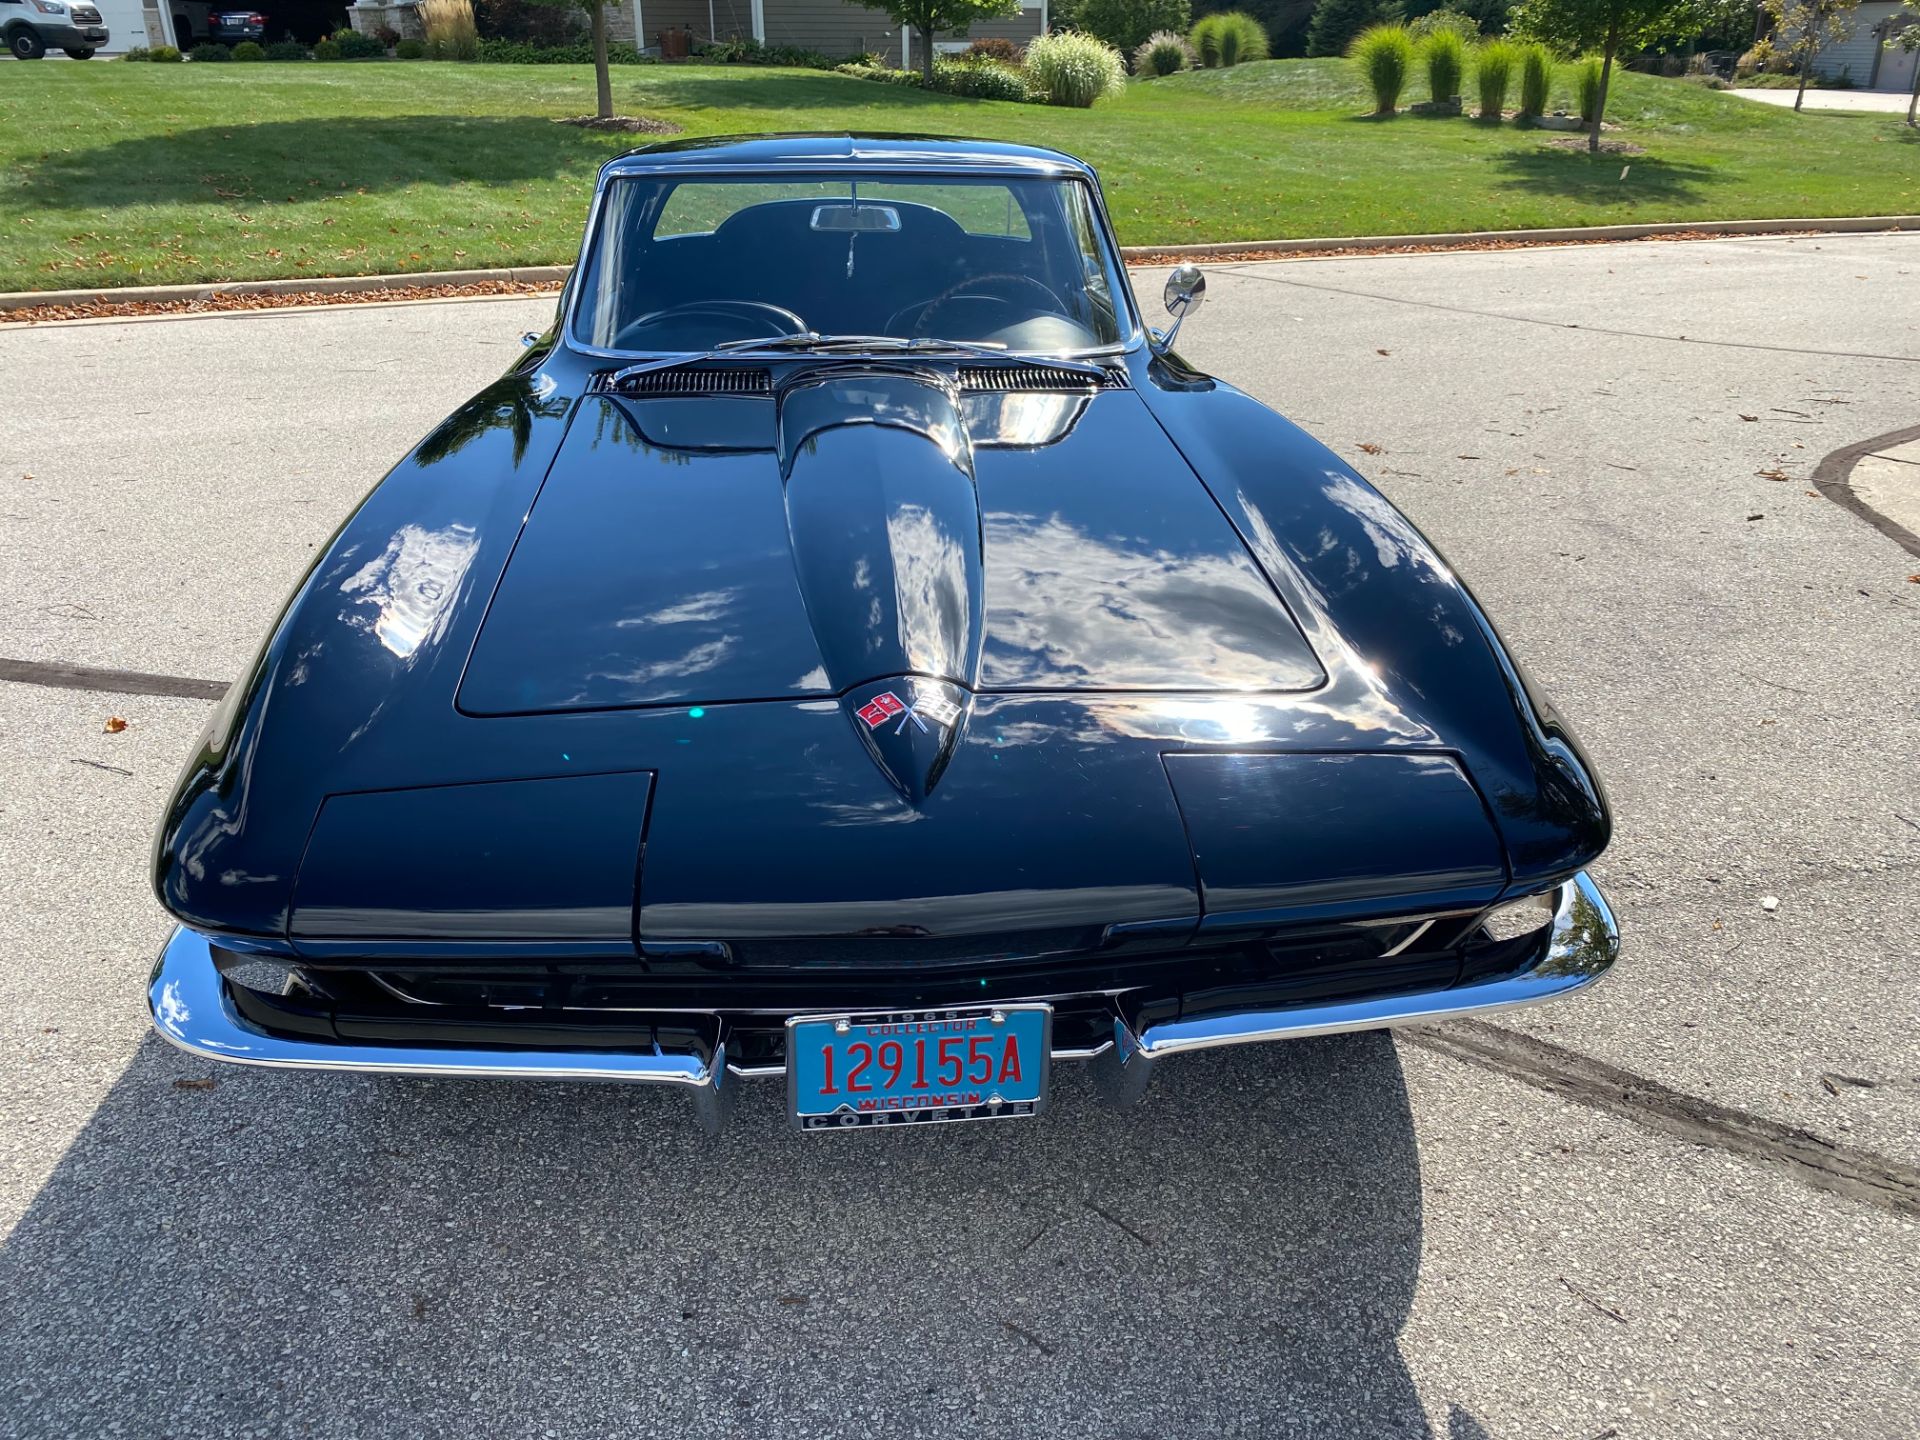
[
  {"xmin": 612, "ymin": 299, "xmax": 808, "ymax": 349},
  {"xmin": 893, "ymin": 274, "xmax": 1070, "ymax": 339}
]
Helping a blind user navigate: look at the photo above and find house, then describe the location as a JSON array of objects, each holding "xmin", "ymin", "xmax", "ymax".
[
  {"xmin": 1789, "ymin": 0, "xmax": 1917, "ymax": 91},
  {"xmin": 609, "ymin": 0, "xmax": 1047, "ymax": 67},
  {"xmin": 344, "ymin": 0, "xmax": 1044, "ymax": 67}
]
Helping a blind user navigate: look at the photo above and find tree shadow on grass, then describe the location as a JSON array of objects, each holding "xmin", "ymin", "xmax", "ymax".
[
  {"xmin": 16, "ymin": 115, "xmax": 624, "ymax": 209},
  {"xmin": 1487, "ymin": 145, "xmax": 1716, "ymax": 204}
]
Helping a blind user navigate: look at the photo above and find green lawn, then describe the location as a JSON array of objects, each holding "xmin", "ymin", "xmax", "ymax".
[{"xmin": 2, "ymin": 59, "xmax": 1915, "ymax": 292}]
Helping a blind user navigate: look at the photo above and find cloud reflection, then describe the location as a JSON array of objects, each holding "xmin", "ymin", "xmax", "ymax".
[{"xmin": 337, "ymin": 522, "xmax": 479, "ymax": 661}]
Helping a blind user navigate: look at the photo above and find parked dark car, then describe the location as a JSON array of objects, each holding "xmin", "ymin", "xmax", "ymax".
[
  {"xmin": 1, "ymin": 0, "xmax": 107, "ymax": 58},
  {"xmin": 148, "ymin": 135, "xmax": 1617, "ymax": 1133},
  {"xmin": 205, "ymin": 6, "xmax": 263, "ymax": 41}
]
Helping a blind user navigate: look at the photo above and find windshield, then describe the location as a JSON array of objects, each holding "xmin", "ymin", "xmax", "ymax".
[{"xmin": 571, "ymin": 173, "xmax": 1132, "ymax": 356}]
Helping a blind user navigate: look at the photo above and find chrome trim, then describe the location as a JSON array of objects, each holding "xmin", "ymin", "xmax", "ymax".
[
  {"xmin": 148, "ymin": 929, "xmax": 734, "ymax": 1133},
  {"xmin": 146, "ymin": 871, "xmax": 1615, "ymax": 1132},
  {"xmin": 1376, "ymin": 917, "xmax": 1437, "ymax": 958},
  {"xmin": 1086, "ymin": 870, "xmax": 1617, "ymax": 1104},
  {"xmin": 1149, "ymin": 264, "xmax": 1205, "ymax": 357}
]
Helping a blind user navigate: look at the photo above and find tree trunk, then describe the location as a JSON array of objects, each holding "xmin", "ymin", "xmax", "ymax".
[
  {"xmin": 1590, "ymin": 32, "xmax": 1616, "ymax": 154},
  {"xmin": 1909, "ymin": 51, "xmax": 1919, "ymax": 126},
  {"xmin": 919, "ymin": 26, "xmax": 935, "ymax": 85},
  {"xmin": 1794, "ymin": 48, "xmax": 1811, "ymax": 111},
  {"xmin": 591, "ymin": 0, "xmax": 613, "ymax": 121}
]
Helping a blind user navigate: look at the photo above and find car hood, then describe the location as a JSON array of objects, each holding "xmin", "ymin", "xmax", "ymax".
[{"xmin": 454, "ymin": 367, "xmax": 1325, "ymax": 718}]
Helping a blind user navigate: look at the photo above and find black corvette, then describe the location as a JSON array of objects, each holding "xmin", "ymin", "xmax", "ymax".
[{"xmin": 149, "ymin": 135, "xmax": 1616, "ymax": 1131}]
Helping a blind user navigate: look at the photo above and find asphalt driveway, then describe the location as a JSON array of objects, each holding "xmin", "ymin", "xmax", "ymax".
[{"xmin": 1, "ymin": 233, "xmax": 1916, "ymax": 1439}]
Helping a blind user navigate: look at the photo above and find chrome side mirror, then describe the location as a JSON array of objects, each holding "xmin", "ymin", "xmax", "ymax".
[{"xmin": 1151, "ymin": 264, "xmax": 1205, "ymax": 355}]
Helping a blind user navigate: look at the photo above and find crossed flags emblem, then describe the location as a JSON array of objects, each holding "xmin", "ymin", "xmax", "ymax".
[{"xmin": 856, "ymin": 688, "xmax": 961, "ymax": 735}]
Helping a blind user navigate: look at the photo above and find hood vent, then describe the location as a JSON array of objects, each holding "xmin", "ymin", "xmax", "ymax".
[
  {"xmin": 594, "ymin": 366, "xmax": 774, "ymax": 397},
  {"xmin": 958, "ymin": 364, "xmax": 1128, "ymax": 393}
]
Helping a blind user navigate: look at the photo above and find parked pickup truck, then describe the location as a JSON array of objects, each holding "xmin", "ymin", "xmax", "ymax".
[{"xmin": 2, "ymin": 0, "xmax": 108, "ymax": 57}]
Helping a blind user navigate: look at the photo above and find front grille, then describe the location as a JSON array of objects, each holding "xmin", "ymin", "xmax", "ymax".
[
  {"xmin": 593, "ymin": 366, "xmax": 773, "ymax": 397},
  {"xmin": 957, "ymin": 364, "xmax": 1128, "ymax": 393},
  {"xmin": 72, "ymin": 5, "xmax": 102, "ymax": 18}
]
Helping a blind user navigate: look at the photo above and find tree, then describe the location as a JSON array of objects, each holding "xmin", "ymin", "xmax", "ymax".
[
  {"xmin": 1764, "ymin": 0, "xmax": 1859, "ymax": 110},
  {"xmin": 1078, "ymin": 0, "xmax": 1191, "ymax": 55},
  {"xmin": 846, "ymin": 0, "xmax": 1023, "ymax": 81},
  {"xmin": 1305, "ymin": 0, "xmax": 1386, "ymax": 56},
  {"xmin": 524, "ymin": 0, "xmax": 623, "ymax": 118},
  {"xmin": 1510, "ymin": 0, "xmax": 1725, "ymax": 151},
  {"xmin": 1883, "ymin": 0, "xmax": 1918, "ymax": 124}
]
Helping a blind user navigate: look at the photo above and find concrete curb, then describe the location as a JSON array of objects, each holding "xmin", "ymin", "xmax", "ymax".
[
  {"xmin": 0, "ymin": 266, "xmax": 574, "ymax": 314},
  {"xmin": 3, "ymin": 216, "xmax": 1916, "ymax": 313},
  {"xmin": 1118, "ymin": 214, "xmax": 1920, "ymax": 260}
]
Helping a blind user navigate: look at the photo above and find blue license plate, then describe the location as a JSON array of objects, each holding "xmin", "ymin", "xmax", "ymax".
[{"xmin": 787, "ymin": 1006, "xmax": 1051, "ymax": 1130}]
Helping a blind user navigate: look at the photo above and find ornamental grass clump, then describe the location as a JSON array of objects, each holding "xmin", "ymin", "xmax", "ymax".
[
  {"xmin": 1349, "ymin": 24, "xmax": 1414, "ymax": 114},
  {"xmin": 1516, "ymin": 42, "xmax": 1552, "ymax": 118},
  {"xmin": 1474, "ymin": 38, "xmax": 1517, "ymax": 119},
  {"xmin": 1421, "ymin": 26, "xmax": 1465, "ymax": 102},
  {"xmin": 1134, "ymin": 29, "xmax": 1195, "ymax": 75},
  {"xmin": 1024, "ymin": 30, "xmax": 1126, "ymax": 107},
  {"xmin": 420, "ymin": 0, "xmax": 478, "ymax": 60},
  {"xmin": 1575, "ymin": 55, "xmax": 1604, "ymax": 122},
  {"xmin": 1189, "ymin": 11, "xmax": 1267, "ymax": 67}
]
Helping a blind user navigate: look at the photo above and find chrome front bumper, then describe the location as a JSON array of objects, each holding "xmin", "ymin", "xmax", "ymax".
[{"xmin": 149, "ymin": 871, "xmax": 1618, "ymax": 1133}]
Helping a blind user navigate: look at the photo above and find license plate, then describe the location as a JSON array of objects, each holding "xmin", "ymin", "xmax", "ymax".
[{"xmin": 787, "ymin": 1005, "xmax": 1050, "ymax": 1131}]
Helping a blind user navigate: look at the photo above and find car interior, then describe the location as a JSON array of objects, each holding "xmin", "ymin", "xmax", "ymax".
[{"xmin": 581, "ymin": 186, "xmax": 1124, "ymax": 354}]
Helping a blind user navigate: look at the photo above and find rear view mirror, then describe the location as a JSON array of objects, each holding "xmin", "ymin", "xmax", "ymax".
[{"xmin": 811, "ymin": 204, "xmax": 902, "ymax": 234}]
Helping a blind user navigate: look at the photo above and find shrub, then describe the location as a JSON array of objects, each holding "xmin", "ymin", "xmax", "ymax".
[
  {"xmin": 1134, "ymin": 28, "xmax": 1194, "ymax": 75},
  {"xmin": 1408, "ymin": 6, "xmax": 1479, "ymax": 41},
  {"xmin": 1575, "ymin": 54, "xmax": 1603, "ymax": 122},
  {"xmin": 1189, "ymin": 10, "xmax": 1267, "ymax": 66},
  {"xmin": 1421, "ymin": 27, "xmax": 1465, "ymax": 101},
  {"xmin": 149, "ymin": 44, "xmax": 182, "ymax": 60},
  {"xmin": 1024, "ymin": 29, "xmax": 1127, "ymax": 105},
  {"xmin": 932, "ymin": 56, "xmax": 1036, "ymax": 100},
  {"xmin": 834, "ymin": 60, "xmax": 923, "ymax": 85},
  {"xmin": 230, "ymin": 39, "xmax": 264, "ymax": 59},
  {"xmin": 312, "ymin": 38, "xmax": 342, "ymax": 59},
  {"xmin": 189, "ymin": 41, "xmax": 230, "ymax": 60},
  {"xmin": 375, "ymin": 23, "xmax": 401, "ymax": 45},
  {"xmin": 121, "ymin": 44, "xmax": 150, "ymax": 59},
  {"xmin": 475, "ymin": 37, "xmax": 646, "ymax": 62},
  {"xmin": 420, "ymin": 0, "xmax": 479, "ymax": 59},
  {"xmin": 1305, "ymin": 0, "xmax": 1385, "ymax": 59},
  {"xmin": 1350, "ymin": 24, "xmax": 1413, "ymax": 113},
  {"xmin": 964, "ymin": 37, "xmax": 1022, "ymax": 64},
  {"xmin": 263, "ymin": 39, "xmax": 308, "ymax": 59},
  {"xmin": 1516, "ymin": 41, "xmax": 1551, "ymax": 117},
  {"xmin": 1474, "ymin": 37, "xmax": 1517, "ymax": 119},
  {"xmin": 333, "ymin": 27, "xmax": 387, "ymax": 58},
  {"xmin": 394, "ymin": 36, "xmax": 426, "ymax": 58},
  {"xmin": 1077, "ymin": 0, "xmax": 1190, "ymax": 58}
]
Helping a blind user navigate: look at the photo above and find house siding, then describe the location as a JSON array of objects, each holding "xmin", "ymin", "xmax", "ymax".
[
  {"xmin": 1800, "ymin": 1, "xmax": 1905, "ymax": 86},
  {"xmin": 760, "ymin": 0, "xmax": 908, "ymax": 62},
  {"xmin": 933, "ymin": 6, "xmax": 1044, "ymax": 49}
]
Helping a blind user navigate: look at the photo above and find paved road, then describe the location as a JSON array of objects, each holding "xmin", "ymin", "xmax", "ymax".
[{"xmin": 2, "ymin": 235, "xmax": 1916, "ymax": 1439}]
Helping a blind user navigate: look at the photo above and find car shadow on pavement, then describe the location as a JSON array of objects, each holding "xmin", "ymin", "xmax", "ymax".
[
  {"xmin": 0, "ymin": 1029, "xmax": 1463, "ymax": 1438},
  {"xmin": 16, "ymin": 116, "xmax": 613, "ymax": 208}
]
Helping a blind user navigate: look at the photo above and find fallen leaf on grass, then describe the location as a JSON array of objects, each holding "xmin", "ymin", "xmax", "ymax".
[{"xmin": 103, "ymin": 716, "xmax": 128, "ymax": 734}]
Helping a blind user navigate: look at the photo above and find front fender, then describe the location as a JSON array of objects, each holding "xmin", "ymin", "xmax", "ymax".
[{"xmin": 1132, "ymin": 361, "xmax": 1610, "ymax": 889}]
